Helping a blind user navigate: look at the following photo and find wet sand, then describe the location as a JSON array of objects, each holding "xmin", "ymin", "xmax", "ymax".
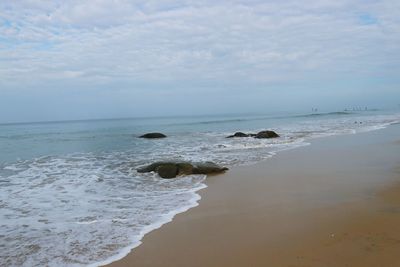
[{"xmin": 107, "ymin": 124, "xmax": 400, "ymax": 267}]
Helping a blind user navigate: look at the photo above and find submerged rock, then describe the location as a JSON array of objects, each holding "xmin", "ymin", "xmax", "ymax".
[
  {"xmin": 137, "ymin": 161, "xmax": 228, "ymax": 179},
  {"xmin": 139, "ymin": 132, "xmax": 167, "ymax": 139},
  {"xmin": 254, "ymin": 130, "xmax": 280, "ymax": 139}
]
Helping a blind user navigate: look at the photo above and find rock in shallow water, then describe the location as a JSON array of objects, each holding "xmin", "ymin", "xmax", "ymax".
[
  {"xmin": 139, "ymin": 132, "xmax": 167, "ymax": 139},
  {"xmin": 226, "ymin": 132, "xmax": 250, "ymax": 138},
  {"xmin": 254, "ymin": 130, "xmax": 280, "ymax": 139},
  {"xmin": 191, "ymin": 162, "xmax": 227, "ymax": 175},
  {"xmin": 156, "ymin": 164, "xmax": 178, "ymax": 178},
  {"xmin": 226, "ymin": 130, "xmax": 279, "ymax": 139},
  {"xmin": 137, "ymin": 161, "xmax": 228, "ymax": 179}
]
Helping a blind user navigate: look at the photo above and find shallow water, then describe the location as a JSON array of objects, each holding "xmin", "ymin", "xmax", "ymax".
[{"xmin": 1, "ymin": 110, "xmax": 399, "ymax": 266}]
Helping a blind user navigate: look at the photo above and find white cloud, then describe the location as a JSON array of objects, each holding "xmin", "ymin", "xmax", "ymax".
[{"xmin": 0, "ymin": 0, "xmax": 399, "ymax": 89}]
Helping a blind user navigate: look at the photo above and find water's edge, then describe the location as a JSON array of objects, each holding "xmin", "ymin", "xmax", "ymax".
[
  {"xmin": 91, "ymin": 183, "xmax": 207, "ymax": 267},
  {"xmin": 95, "ymin": 121, "xmax": 397, "ymax": 267}
]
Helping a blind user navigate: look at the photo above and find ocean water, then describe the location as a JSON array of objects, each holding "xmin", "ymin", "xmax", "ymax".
[{"xmin": 1, "ymin": 110, "xmax": 399, "ymax": 266}]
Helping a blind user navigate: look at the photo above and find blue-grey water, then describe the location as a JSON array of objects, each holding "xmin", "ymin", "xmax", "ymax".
[{"xmin": 1, "ymin": 110, "xmax": 399, "ymax": 266}]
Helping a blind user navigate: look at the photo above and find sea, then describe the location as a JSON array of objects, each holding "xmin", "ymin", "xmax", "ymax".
[{"xmin": 1, "ymin": 109, "xmax": 399, "ymax": 266}]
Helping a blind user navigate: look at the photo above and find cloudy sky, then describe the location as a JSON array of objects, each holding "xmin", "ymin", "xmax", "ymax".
[{"xmin": 1, "ymin": 0, "xmax": 399, "ymax": 123}]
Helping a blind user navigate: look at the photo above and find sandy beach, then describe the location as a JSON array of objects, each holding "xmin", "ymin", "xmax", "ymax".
[{"xmin": 106, "ymin": 123, "xmax": 400, "ymax": 267}]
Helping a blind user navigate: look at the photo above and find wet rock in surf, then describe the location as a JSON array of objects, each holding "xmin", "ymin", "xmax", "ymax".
[
  {"xmin": 137, "ymin": 161, "xmax": 228, "ymax": 179},
  {"xmin": 156, "ymin": 164, "xmax": 179, "ymax": 179},
  {"xmin": 192, "ymin": 162, "xmax": 229, "ymax": 175},
  {"xmin": 139, "ymin": 132, "xmax": 167, "ymax": 139},
  {"xmin": 254, "ymin": 130, "xmax": 280, "ymax": 139},
  {"xmin": 226, "ymin": 132, "xmax": 251, "ymax": 138},
  {"xmin": 176, "ymin": 162, "xmax": 194, "ymax": 175},
  {"xmin": 227, "ymin": 131, "xmax": 279, "ymax": 138}
]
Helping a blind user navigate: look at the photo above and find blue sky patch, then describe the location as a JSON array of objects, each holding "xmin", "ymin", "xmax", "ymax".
[{"xmin": 358, "ymin": 13, "xmax": 378, "ymax": 25}]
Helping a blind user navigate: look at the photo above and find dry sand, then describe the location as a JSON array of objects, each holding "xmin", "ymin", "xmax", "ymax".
[{"xmin": 107, "ymin": 124, "xmax": 400, "ymax": 267}]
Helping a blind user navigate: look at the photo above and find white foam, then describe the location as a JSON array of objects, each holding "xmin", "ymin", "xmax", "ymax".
[
  {"xmin": 0, "ymin": 152, "xmax": 207, "ymax": 267},
  {"xmin": 89, "ymin": 183, "xmax": 206, "ymax": 267}
]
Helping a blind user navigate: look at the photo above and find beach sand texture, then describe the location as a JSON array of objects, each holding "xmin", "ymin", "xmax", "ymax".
[{"xmin": 107, "ymin": 124, "xmax": 400, "ymax": 267}]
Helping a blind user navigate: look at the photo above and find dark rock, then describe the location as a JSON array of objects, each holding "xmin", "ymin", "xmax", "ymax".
[
  {"xmin": 156, "ymin": 164, "xmax": 178, "ymax": 178},
  {"xmin": 137, "ymin": 161, "xmax": 228, "ymax": 178},
  {"xmin": 176, "ymin": 162, "xmax": 194, "ymax": 175},
  {"xmin": 227, "ymin": 132, "xmax": 250, "ymax": 138},
  {"xmin": 139, "ymin": 133, "xmax": 167, "ymax": 139},
  {"xmin": 192, "ymin": 162, "xmax": 229, "ymax": 175},
  {"xmin": 137, "ymin": 162, "xmax": 165, "ymax": 173},
  {"xmin": 254, "ymin": 130, "xmax": 279, "ymax": 139}
]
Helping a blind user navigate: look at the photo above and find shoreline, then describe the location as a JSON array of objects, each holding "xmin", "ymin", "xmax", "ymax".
[
  {"xmin": 106, "ymin": 124, "xmax": 400, "ymax": 267},
  {"xmin": 89, "ymin": 184, "xmax": 207, "ymax": 267}
]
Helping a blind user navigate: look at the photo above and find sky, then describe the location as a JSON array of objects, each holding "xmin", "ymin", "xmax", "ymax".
[{"xmin": 0, "ymin": 0, "xmax": 399, "ymax": 123}]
